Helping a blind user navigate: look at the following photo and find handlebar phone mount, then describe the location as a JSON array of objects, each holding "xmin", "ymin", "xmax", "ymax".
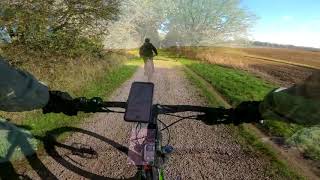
[
  {"xmin": 124, "ymin": 82, "xmax": 154, "ymax": 123},
  {"xmin": 125, "ymin": 82, "xmax": 157, "ymax": 165}
]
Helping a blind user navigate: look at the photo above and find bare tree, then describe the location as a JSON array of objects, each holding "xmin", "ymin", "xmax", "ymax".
[
  {"xmin": 104, "ymin": 0, "xmax": 255, "ymax": 48},
  {"xmin": 104, "ymin": 0, "xmax": 168, "ymax": 49},
  {"xmin": 164, "ymin": 0, "xmax": 255, "ymax": 46}
]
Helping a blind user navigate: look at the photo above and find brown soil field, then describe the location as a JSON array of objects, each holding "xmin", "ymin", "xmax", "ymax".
[
  {"xmin": 244, "ymin": 57, "xmax": 316, "ymax": 86},
  {"xmin": 237, "ymin": 48, "xmax": 320, "ymax": 69},
  {"xmin": 169, "ymin": 47, "xmax": 318, "ymax": 87}
]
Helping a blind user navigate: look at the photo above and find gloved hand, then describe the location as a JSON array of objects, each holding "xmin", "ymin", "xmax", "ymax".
[
  {"xmin": 42, "ymin": 91, "xmax": 77, "ymax": 116},
  {"xmin": 234, "ymin": 101, "xmax": 262, "ymax": 124},
  {"xmin": 197, "ymin": 107, "xmax": 232, "ymax": 125}
]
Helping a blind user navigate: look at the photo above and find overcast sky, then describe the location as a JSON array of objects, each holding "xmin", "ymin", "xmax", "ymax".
[{"xmin": 241, "ymin": 0, "xmax": 320, "ymax": 48}]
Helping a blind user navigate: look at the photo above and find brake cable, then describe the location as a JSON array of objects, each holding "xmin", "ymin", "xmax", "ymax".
[
  {"xmin": 160, "ymin": 115, "xmax": 198, "ymax": 131},
  {"xmin": 100, "ymin": 107, "xmax": 125, "ymax": 114},
  {"xmin": 158, "ymin": 114, "xmax": 198, "ymax": 147},
  {"xmin": 157, "ymin": 118, "xmax": 171, "ymax": 146},
  {"xmin": 161, "ymin": 112, "xmax": 199, "ymax": 119}
]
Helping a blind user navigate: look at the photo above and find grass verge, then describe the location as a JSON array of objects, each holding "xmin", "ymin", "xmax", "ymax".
[
  {"xmin": 237, "ymin": 125, "xmax": 304, "ymax": 179},
  {"xmin": 0, "ymin": 59, "xmax": 141, "ymax": 161},
  {"xmin": 23, "ymin": 61, "xmax": 139, "ymax": 137},
  {"xmin": 180, "ymin": 57, "xmax": 320, "ymax": 161},
  {"xmin": 182, "ymin": 59, "xmax": 304, "ymax": 179},
  {"xmin": 178, "ymin": 57, "xmax": 309, "ymax": 140},
  {"xmin": 180, "ymin": 58, "xmax": 275, "ymax": 105},
  {"xmin": 180, "ymin": 58, "xmax": 303, "ymax": 137}
]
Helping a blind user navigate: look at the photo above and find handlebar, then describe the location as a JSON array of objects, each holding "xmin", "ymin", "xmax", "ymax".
[{"xmin": 68, "ymin": 97, "xmax": 261, "ymax": 125}]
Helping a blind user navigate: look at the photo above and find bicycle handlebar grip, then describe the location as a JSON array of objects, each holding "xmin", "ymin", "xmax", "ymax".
[
  {"xmin": 196, "ymin": 102, "xmax": 262, "ymax": 125},
  {"xmin": 197, "ymin": 108, "xmax": 234, "ymax": 125},
  {"xmin": 43, "ymin": 91, "xmax": 78, "ymax": 116}
]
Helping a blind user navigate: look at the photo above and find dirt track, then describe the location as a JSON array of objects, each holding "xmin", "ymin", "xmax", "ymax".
[{"xmin": 23, "ymin": 60, "xmax": 277, "ymax": 179}]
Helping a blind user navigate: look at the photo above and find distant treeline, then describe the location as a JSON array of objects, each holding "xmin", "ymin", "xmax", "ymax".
[{"xmin": 251, "ymin": 41, "xmax": 320, "ymax": 52}]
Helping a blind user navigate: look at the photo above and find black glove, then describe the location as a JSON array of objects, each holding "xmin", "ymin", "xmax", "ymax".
[
  {"xmin": 233, "ymin": 101, "xmax": 262, "ymax": 124},
  {"xmin": 42, "ymin": 91, "xmax": 77, "ymax": 116},
  {"xmin": 197, "ymin": 107, "xmax": 233, "ymax": 125}
]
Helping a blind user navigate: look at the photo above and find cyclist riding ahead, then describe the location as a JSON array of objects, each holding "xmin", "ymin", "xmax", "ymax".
[
  {"xmin": 0, "ymin": 56, "xmax": 319, "ymax": 179},
  {"xmin": 139, "ymin": 38, "xmax": 158, "ymax": 81}
]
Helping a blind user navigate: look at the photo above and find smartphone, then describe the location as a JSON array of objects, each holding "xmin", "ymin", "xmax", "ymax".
[{"xmin": 124, "ymin": 82, "xmax": 154, "ymax": 123}]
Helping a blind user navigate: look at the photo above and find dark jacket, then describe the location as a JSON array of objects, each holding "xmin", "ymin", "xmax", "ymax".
[
  {"xmin": 0, "ymin": 58, "xmax": 49, "ymax": 111},
  {"xmin": 139, "ymin": 42, "xmax": 158, "ymax": 58}
]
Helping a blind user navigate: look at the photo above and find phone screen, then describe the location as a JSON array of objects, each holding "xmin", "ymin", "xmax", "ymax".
[{"xmin": 124, "ymin": 82, "xmax": 154, "ymax": 123}]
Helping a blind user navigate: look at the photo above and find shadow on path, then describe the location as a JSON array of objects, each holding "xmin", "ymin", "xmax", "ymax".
[
  {"xmin": 0, "ymin": 120, "xmax": 56, "ymax": 180},
  {"xmin": 0, "ymin": 121, "xmax": 138, "ymax": 180}
]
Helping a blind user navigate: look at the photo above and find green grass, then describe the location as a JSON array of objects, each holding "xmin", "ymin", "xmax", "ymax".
[
  {"xmin": 184, "ymin": 69, "xmax": 224, "ymax": 107},
  {"xmin": 237, "ymin": 125, "xmax": 304, "ymax": 179},
  {"xmin": 178, "ymin": 58, "xmax": 307, "ymax": 137},
  {"xmin": 181, "ymin": 58, "xmax": 304, "ymax": 179},
  {"xmin": 180, "ymin": 59, "xmax": 275, "ymax": 106},
  {"xmin": 288, "ymin": 127, "xmax": 320, "ymax": 161},
  {"xmin": 261, "ymin": 120, "xmax": 303, "ymax": 138}
]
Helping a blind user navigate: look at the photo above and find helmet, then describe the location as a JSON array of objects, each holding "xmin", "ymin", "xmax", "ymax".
[{"xmin": 145, "ymin": 38, "xmax": 150, "ymax": 43}]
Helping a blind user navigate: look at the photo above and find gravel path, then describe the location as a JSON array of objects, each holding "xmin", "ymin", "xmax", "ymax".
[{"xmin": 24, "ymin": 60, "xmax": 273, "ymax": 180}]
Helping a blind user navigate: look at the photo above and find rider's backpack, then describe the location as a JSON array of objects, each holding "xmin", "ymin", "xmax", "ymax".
[{"xmin": 139, "ymin": 43, "xmax": 154, "ymax": 58}]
